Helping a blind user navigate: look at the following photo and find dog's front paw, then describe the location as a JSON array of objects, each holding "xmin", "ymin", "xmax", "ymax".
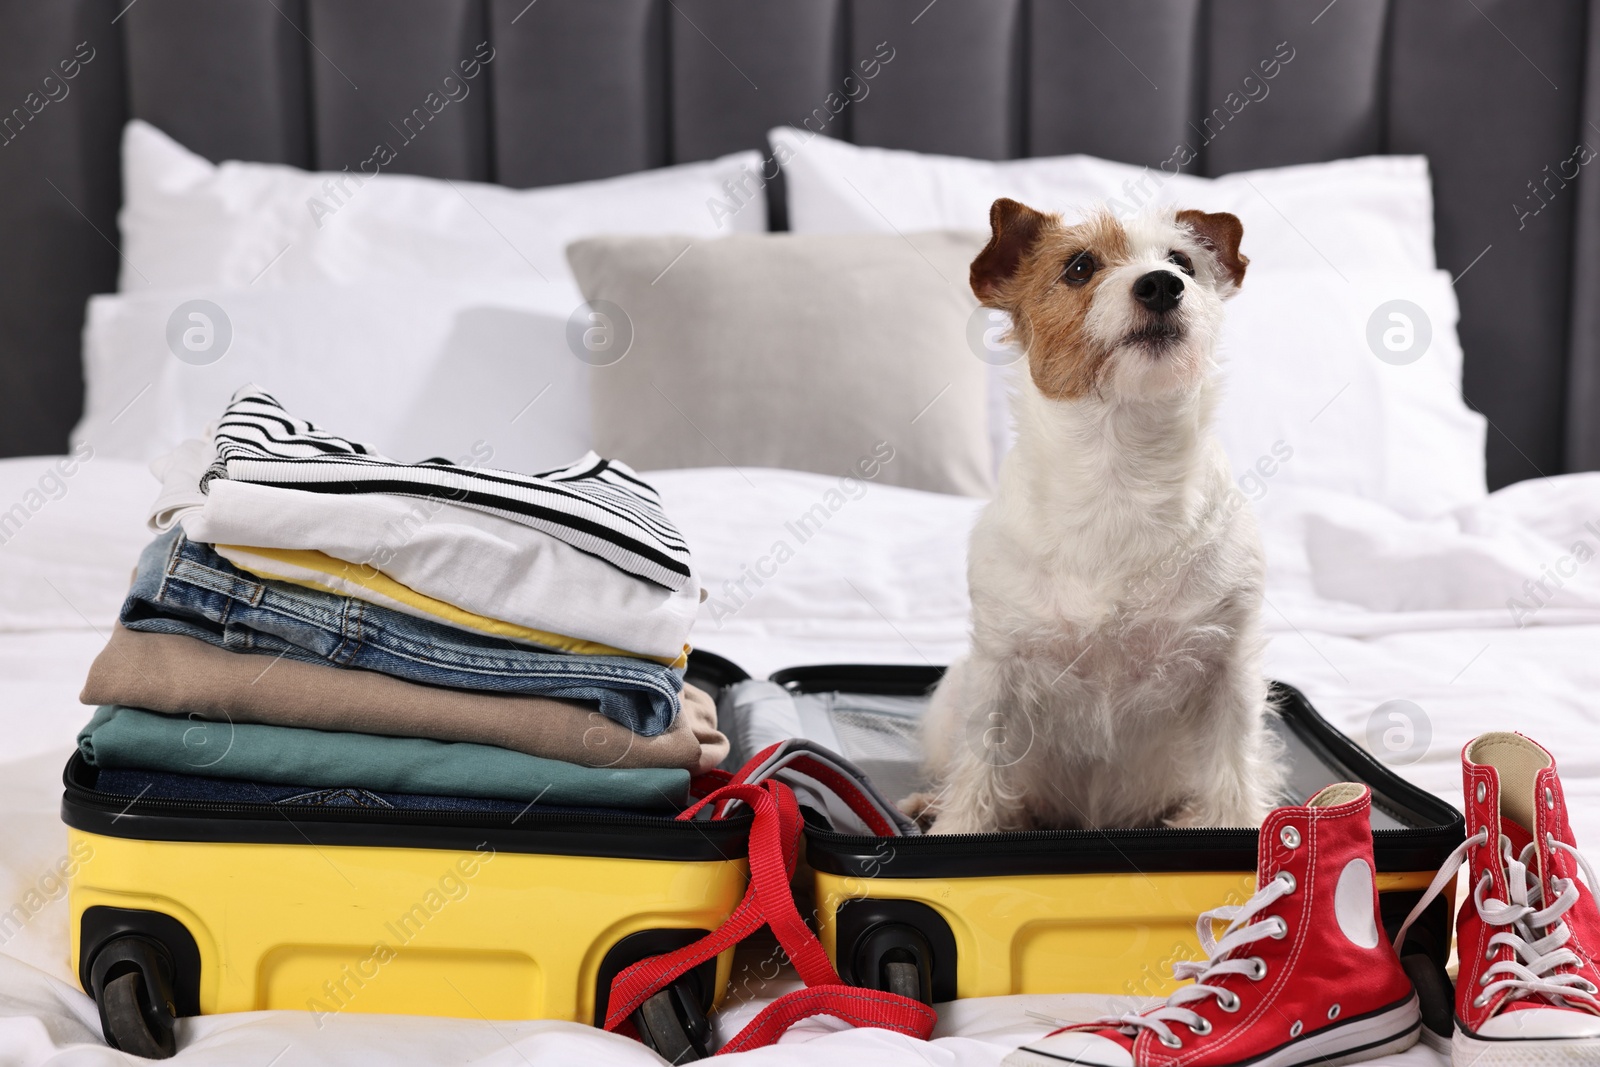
[
  {"xmin": 1162, "ymin": 805, "xmax": 1207, "ymax": 829},
  {"xmin": 926, "ymin": 812, "xmax": 977, "ymax": 835},
  {"xmin": 927, "ymin": 805, "xmax": 1008, "ymax": 835},
  {"xmin": 897, "ymin": 790, "xmax": 941, "ymax": 832}
]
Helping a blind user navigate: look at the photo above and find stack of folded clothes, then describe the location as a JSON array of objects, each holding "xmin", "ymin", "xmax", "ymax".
[{"xmin": 77, "ymin": 385, "xmax": 727, "ymax": 814}]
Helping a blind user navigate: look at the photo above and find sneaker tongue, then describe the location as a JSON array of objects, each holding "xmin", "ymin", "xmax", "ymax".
[
  {"xmin": 1469, "ymin": 732, "xmax": 1552, "ymax": 835},
  {"xmin": 1501, "ymin": 817, "xmax": 1535, "ymax": 857},
  {"xmin": 1468, "ymin": 733, "xmax": 1554, "ymax": 884}
]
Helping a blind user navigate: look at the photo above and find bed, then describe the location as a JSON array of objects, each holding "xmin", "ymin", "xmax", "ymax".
[
  {"xmin": 4, "ymin": 1, "xmax": 1600, "ymax": 1064},
  {"xmin": 6, "ymin": 455, "xmax": 1600, "ymax": 1064}
]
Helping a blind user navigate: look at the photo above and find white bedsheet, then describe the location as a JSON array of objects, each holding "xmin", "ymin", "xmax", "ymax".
[{"xmin": 4, "ymin": 455, "xmax": 1600, "ymax": 1064}]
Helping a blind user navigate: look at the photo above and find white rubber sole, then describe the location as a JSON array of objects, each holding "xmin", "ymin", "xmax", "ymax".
[
  {"xmin": 1419, "ymin": 1024, "xmax": 1453, "ymax": 1056},
  {"xmin": 1005, "ymin": 994, "xmax": 1420, "ymax": 1067},
  {"xmin": 1452, "ymin": 1030, "xmax": 1600, "ymax": 1065}
]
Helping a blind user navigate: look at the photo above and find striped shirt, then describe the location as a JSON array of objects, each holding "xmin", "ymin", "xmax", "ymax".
[{"xmin": 202, "ymin": 386, "xmax": 692, "ymax": 590}]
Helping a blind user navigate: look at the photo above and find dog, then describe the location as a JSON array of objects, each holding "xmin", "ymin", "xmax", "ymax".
[{"xmin": 915, "ymin": 198, "xmax": 1282, "ymax": 834}]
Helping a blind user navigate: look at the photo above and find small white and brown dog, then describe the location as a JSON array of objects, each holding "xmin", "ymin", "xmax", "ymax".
[{"xmin": 918, "ymin": 198, "xmax": 1282, "ymax": 834}]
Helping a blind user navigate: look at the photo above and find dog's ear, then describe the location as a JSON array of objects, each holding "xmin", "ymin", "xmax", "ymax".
[
  {"xmin": 972, "ymin": 198, "xmax": 1050, "ymax": 307},
  {"xmin": 1176, "ymin": 209, "xmax": 1248, "ymax": 293}
]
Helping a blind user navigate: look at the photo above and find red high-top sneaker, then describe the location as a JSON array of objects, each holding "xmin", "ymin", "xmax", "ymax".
[
  {"xmin": 1005, "ymin": 784, "xmax": 1420, "ymax": 1067},
  {"xmin": 1396, "ymin": 732, "xmax": 1600, "ymax": 1065}
]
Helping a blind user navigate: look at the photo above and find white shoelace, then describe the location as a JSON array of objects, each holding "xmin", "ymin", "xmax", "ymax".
[
  {"xmin": 1056, "ymin": 872, "xmax": 1297, "ymax": 1049},
  {"xmin": 1396, "ymin": 828, "xmax": 1600, "ymax": 1013}
]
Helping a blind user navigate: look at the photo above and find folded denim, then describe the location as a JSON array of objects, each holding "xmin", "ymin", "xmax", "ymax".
[
  {"xmin": 80, "ymin": 706, "xmax": 690, "ymax": 809},
  {"xmin": 121, "ymin": 528, "xmax": 683, "ymax": 736},
  {"xmin": 82, "ymin": 624, "xmax": 728, "ymax": 774},
  {"xmin": 213, "ymin": 543, "xmax": 688, "ymax": 668},
  {"xmin": 153, "ymin": 438, "xmax": 700, "ymax": 662}
]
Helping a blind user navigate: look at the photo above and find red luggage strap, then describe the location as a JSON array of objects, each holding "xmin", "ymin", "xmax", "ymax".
[
  {"xmin": 604, "ymin": 745, "xmax": 936, "ymax": 1054},
  {"xmin": 712, "ymin": 750, "xmax": 901, "ymax": 838}
]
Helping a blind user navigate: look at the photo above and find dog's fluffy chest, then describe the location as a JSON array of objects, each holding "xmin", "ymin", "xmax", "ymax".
[
  {"xmin": 969, "ymin": 527, "xmax": 1245, "ymax": 697},
  {"xmin": 964, "ymin": 398, "xmax": 1264, "ymax": 703},
  {"xmin": 968, "ymin": 455, "xmax": 1247, "ymax": 635}
]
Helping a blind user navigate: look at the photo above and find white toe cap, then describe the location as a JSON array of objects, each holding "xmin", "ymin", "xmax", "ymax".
[
  {"xmin": 1004, "ymin": 1031, "xmax": 1134, "ymax": 1067},
  {"xmin": 1476, "ymin": 1007, "xmax": 1600, "ymax": 1039}
]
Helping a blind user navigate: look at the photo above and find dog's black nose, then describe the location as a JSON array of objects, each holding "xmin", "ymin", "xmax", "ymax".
[{"xmin": 1132, "ymin": 270, "xmax": 1184, "ymax": 313}]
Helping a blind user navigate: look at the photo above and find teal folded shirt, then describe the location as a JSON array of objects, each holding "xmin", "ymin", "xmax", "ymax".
[{"xmin": 79, "ymin": 706, "xmax": 688, "ymax": 810}]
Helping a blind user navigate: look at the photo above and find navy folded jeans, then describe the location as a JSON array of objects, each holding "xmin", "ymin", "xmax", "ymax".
[{"xmin": 120, "ymin": 529, "xmax": 682, "ymax": 735}]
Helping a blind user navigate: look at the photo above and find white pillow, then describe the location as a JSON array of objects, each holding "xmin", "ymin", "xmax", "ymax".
[
  {"xmin": 774, "ymin": 129, "xmax": 1488, "ymax": 514},
  {"xmin": 770, "ymin": 127, "xmax": 1435, "ymax": 272},
  {"xmin": 1214, "ymin": 270, "xmax": 1485, "ymax": 518},
  {"xmin": 118, "ymin": 120, "xmax": 765, "ymax": 292},
  {"xmin": 73, "ymin": 280, "xmax": 591, "ymax": 471}
]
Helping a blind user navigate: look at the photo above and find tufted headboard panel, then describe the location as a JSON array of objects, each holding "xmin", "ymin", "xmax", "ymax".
[{"xmin": 0, "ymin": 0, "xmax": 1595, "ymax": 488}]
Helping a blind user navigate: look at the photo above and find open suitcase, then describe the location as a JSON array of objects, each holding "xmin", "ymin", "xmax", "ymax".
[
  {"xmin": 715, "ymin": 661, "xmax": 1465, "ymax": 1040},
  {"xmin": 61, "ymin": 654, "xmax": 753, "ymax": 1059},
  {"xmin": 65, "ymin": 651, "xmax": 1464, "ymax": 1058}
]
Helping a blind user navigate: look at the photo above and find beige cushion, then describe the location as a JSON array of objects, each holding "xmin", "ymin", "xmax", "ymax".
[{"xmin": 566, "ymin": 232, "xmax": 992, "ymax": 497}]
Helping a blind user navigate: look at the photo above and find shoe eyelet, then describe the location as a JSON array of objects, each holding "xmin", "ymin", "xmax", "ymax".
[
  {"xmin": 1276, "ymin": 871, "xmax": 1297, "ymax": 893},
  {"xmin": 1188, "ymin": 1018, "xmax": 1212, "ymax": 1036},
  {"xmin": 1484, "ymin": 946, "xmax": 1496, "ymax": 961},
  {"xmin": 1280, "ymin": 825, "xmax": 1301, "ymax": 849},
  {"xmin": 1289, "ymin": 1020, "xmax": 1303, "ymax": 1038},
  {"xmin": 1476, "ymin": 782, "xmax": 1487, "ymax": 803},
  {"xmin": 1270, "ymin": 917, "xmax": 1289, "ymax": 940},
  {"xmin": 1327, "ymin": 1004, "xmax": 1341, "ymax": 1020},
  {"xmin": 1480, "ymin": 972, "xmax": 1492, "ymax": 986},
  {"xmin": 1159, "ymin": 1032, "xmax": 1183, "ymax": 1049},
  {"xmin": 1218, "ymin": 991, "xmax": 1241, "ymax": 1013},
  {"xmin": 1473, "ymin": 993, "xmax": 1489, "ymax": 1009},
  {"xmin": 1248, "ymin": 956, "xmax": 1268, "ymax": 981},
  {"xmin": 1546, "ymin": 786, "xmax": 1556, "ymax": 809}
]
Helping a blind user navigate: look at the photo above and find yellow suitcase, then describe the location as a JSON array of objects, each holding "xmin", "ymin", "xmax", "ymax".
[{"xmin": 62, "ymin": 659, "xmax": 751, "ymax": 1058}]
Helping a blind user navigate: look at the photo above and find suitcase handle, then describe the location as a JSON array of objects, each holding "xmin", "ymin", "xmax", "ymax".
[{"xmin": 603, "ymin": 744, "xmax": 935, "ymax": 1056}]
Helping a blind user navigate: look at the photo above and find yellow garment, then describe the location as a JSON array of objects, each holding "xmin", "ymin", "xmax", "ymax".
[{"xmin": 216, "ymin": 544, "xmax": 689, "ymax": 669}]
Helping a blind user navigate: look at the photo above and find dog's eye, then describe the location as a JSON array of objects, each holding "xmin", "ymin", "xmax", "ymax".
[
  {"xmin": 1062, "ymin": 252, "xmax": 1097, "ymax": 286},
  {"xmin": 1168, "ymin": 251, "xmax": 1194, "ymax": 276}
]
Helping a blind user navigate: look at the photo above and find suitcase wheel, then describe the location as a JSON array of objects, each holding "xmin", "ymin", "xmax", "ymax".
[
  {"xmin": 882, "ymin": 959, "xmax": 924, "ymax": 1002},
  {"xmin": 1400, "ymin": 953, "xmax": 1454, "ymax": 1047},
  {"xmin": 632, "ymin": 975, "xmax": 712, "ymax": 1063},
  {"xmin": 88, "ymin": 935, "xmax": 178, "ymax": 1059},
  {"xmin": 853, "ymin": 922, "xmax": 935, "ymax": 1006}
]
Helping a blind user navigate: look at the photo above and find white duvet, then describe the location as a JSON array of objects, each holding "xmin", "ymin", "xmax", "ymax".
[{"xmin": 4, "ymin": 455, "xmax": 1600, "ymax": 1064}]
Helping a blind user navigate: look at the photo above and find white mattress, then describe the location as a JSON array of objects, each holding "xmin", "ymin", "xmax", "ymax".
[{"xmin": 7, "ymin": 455, "xmax": 1600, "ymax": 1064}]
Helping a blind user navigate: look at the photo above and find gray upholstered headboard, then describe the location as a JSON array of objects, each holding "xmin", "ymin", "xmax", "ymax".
[{"xmin": 0, "ymin": 0, "xmax": 1595, "ymax": 489}]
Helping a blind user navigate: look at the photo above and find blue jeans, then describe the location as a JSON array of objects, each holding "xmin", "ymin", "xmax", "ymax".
[{"xmin": 121, "ymin": 529, "xmax": 683, "ymax": 735}]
